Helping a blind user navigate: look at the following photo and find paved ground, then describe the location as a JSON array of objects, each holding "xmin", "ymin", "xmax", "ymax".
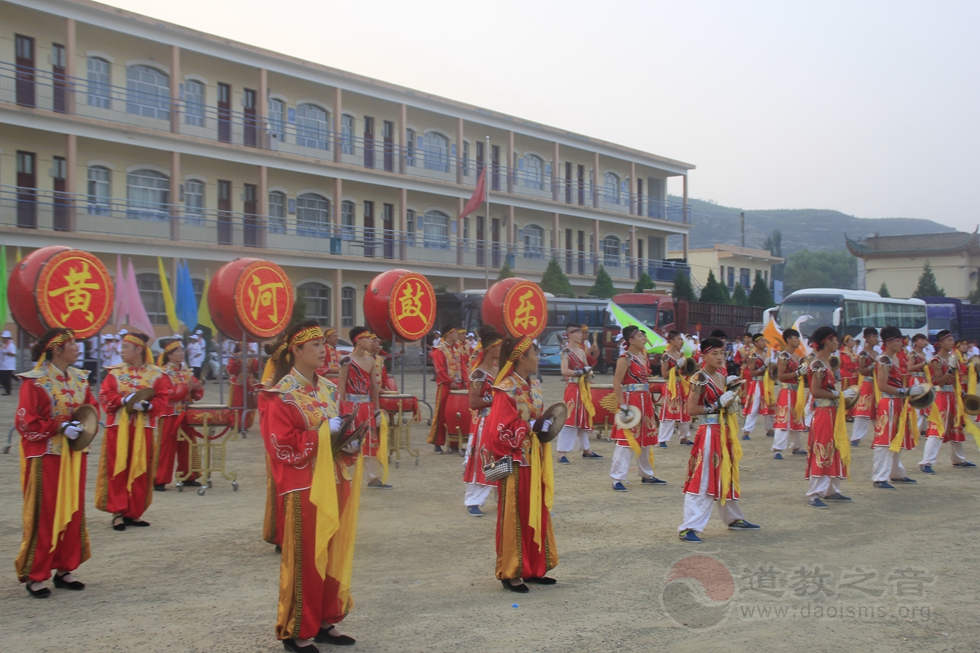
[{"xmin": 2, "ymin": 370, "xmax": 979, "ymax": 652}]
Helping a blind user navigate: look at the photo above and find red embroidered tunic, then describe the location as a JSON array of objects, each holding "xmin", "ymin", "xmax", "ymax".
[
  {"xmin": 806, "ymin": 366, "xmax": 847, "ymax": 479},
  {"xmin": 611, "ymin": 352, "xmax": 658, "ymax": 447},
  {"xmin": 561, "ymin": 346, "xmax": 593, "ymax": 430}
]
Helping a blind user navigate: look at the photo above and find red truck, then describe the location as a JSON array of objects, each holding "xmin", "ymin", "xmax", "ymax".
[{"xmin": 612, "ymin": 291, "xmax": 765, "ymax": 340}]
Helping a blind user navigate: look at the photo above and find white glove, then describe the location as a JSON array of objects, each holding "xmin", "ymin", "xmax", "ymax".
[
  {"xmin": 123, "ymin": 393, "xmax": 135, "ymax": 404},
  {"xmin": 619, "ymin": 404, "xmax": 629, "ymax": 412},
  {"xmin": 583, "ymin": 366, "xmax": 592, "ymax": 374},
  {"xmin": 719, "ymin": 390, "xmax": 738, "ymax": 408},
  {"xmin": 62, "ymin": 421, "xmax": 84, "ymax": 439},
  {"xmin": 329, "ymin": 417, "xmax": 344, "ymax": 434},
  {"xmin": 726, "ymin": 375, "xmax": 739, "ymax": 386},
  {"xmin": 537, "ymin": 418, "xmax": 553, "ymax": 433},
  {"xmin": 132, "ymin": 400, "xmax": 149, "ymax": 412},
  {"xmin": 830, "ymin": 389, "xmax": 840, "ymax": 398},
  {"xmin": 341, "ymin": 439, "xmax": 360, "ymax": 454}
]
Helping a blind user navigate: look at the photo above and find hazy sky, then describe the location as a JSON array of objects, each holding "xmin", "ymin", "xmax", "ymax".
[{"xmin": 102, "ymin": 0, "xmax": 979, "ymax": 232}]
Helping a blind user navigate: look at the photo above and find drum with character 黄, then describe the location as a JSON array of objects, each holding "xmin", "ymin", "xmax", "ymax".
[{"xmin": 444, "ymin": 389, "xmax": 471, "ymax": 451}]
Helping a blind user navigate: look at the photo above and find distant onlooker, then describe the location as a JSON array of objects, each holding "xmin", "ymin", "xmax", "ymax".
[{"xmin": 0, "ymin": 330, "xmax": 16, "ymax": 395}]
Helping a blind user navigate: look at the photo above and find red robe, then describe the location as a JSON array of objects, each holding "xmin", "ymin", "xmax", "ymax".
[
  {"xmin": 427, "ymin": 343, "xmax": 463, "ymax": 446},
  {"xmin": 561, "ymin": 346, "xmax": 593, "ymax": 430},
  {"xmin": 658, "ymin": 352, "xmax": 691, "ymax": 423},
  {"xmin": 96, "ymin": 364, "xmax": 173, "ymax": 519},
  {"xmin": 154, "ymin": 362, "xmax": 204, "ymax": 485},
  {"xmin": 610, "ymin": 352, "xmax": 658, "ymax": 447},
  {"xmin": 682, "ymin": 374, "xmax": 740, "ymax": 501},
  {"xmin": 15, "ymin": 362, "xmax": 99, "ymax": 583},
  {"xmin": 773, "ymin": 356, "xmax": 806, "ymax": 432},
  {"xmin": 925, "ymin": 356, "xmax": 964, "ymax": 442},
  {"xmin": 806, "ymin": 367, "xmax": 847, "ymax": 479},
  {"xmin": 463, "ymin": 368, "xmax": 494, "ymax": 486},
  {"xmin": 340, "ymin": 357, "xmax": 379, "ymax": 457},
  {"xmin": 228, "ymin": 356, "xmax": 260, "ymax": 431},
  {"xmin": 872, "ymin": 356, "xmax": 916, "ymax": 450},
  {"xmin": 852, "ymin": 350, "xmax": 877, "ymax": 420}
]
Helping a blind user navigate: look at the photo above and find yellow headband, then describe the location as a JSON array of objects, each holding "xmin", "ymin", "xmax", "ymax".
[
  {"xmin": 323, "ymin": 328, "xmax": 337, "ymax": 338},
  {"xmin": 468, "ymin": 337, "xmax": 503, "ymax": 374},
  {"xmin": 44, "ymin": 330, "xmax": 74, "ymax": 352},
  {"xmin": 494, "ymin": 336, "xmax": 534, "ymax": 385},
  {"xmin": 353, "ymin": 331, "xmax": 375, "ymax": 344},
  {"xmin": 443, "ymin": 328, "xmax": 457, "ymax": 338},
  {"xmin": 123, "ymin": 333, "xmax": 153, "ymax": 365},
  {"xmin": 290, "ymin": 325, "xmax": 324, "ymax": 349},
  {"xmin": 157, "ymin": 340, "xmax": 183, "ymax": 367}
]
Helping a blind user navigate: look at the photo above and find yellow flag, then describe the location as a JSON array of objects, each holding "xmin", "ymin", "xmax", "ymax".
[
  {"xmin": 157, "ymin": 257, "xmax": 179, "ymax": 332},
  {"xmin": 197, "ymin": 271, "xmax": 215, "ymax": 331}
]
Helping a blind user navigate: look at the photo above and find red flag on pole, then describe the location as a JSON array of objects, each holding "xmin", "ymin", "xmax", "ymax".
[{"xmin": 459, "ymin": 168, "xmax": 487, "ymax": 220}]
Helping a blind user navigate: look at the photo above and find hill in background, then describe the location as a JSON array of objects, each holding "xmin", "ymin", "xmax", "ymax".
[{"xmin": 671, "ymin": 197, "xmax": 955, "ymax": 255}]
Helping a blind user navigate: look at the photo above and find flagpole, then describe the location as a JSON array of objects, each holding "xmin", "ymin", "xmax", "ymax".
[{"xmin": 484, "ymin": 135, "xmax": 490, "ymax": 290}]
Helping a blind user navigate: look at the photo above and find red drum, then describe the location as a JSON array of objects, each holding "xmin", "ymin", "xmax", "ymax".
[
  {"xmin": 444, "ymin": 389, "xmax": 471, "ymax": 446},
  {"xmin": 591, "ymin": 384, "xmax": 616, "ymax": 429},
  {"xmin": 379, "ymin": 392, "xmax": 420, "ymax": 422},
  {"xmin": 8, "ymin": 246, "xmax": 114, "ymax": 338},
  {"xmin": 208, "ymin": 258, "xmax": 293, "ymax": 340},
  {"xmin": 482, "ymin": 278, "xmax": 548, "ymax": 340},
  {"xmin": 649, "ymin": 379, "xmax": 666, "ymax": 401},
  {"xmin": 184, "ymin": 404, "xmax": 235, "ymax": 440},
  {"xmin": 364, "ymin": 269, "xmax": 437, "ymax": 342}
]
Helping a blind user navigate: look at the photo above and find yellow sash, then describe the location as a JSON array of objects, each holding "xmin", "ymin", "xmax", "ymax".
[
  {"xmin": 578, "ymin": 373, "xmax": 596, "ymax": 428},
  {"xmin": 310, "ymin": 421, "xmax": 341, "ymax": 579},
  {"xmin": 794, "ymin": 376, "xmax": 807, "ymax": 421},
  {"xmin": 51, "ymin": 434, "xmax": 82, "ymax": 551},
  {"xmin": 529, "ymin": 435, "xmax": 544, "ymax": 550},
  {"xmin": 114, "ymin": 408, "xmax": 147, "ymax": 492},
  {"xmin": 325, "ymin": 449, "xmax": 363, "ymax": 602},
  {"xmin": 888, "ymin": 395, "xmax": 913, "ymax": 453},
  {"xmin": 378, "ymin": 411, "xmax": 389, "ymax": 483},
  {"xmin": 924, "ymin": 366, "xmax": 944, "ymax": 437},
  {"xmin": 833, "ymin": 398, "xmax": 851, "ymax": 473},
  {"xmin": 667, "ymin": 366, "xmax": 677, "ymax": 398},
  {"xmin": 719, "ymin": 405, "xmax": 742, "ymax": 506}
]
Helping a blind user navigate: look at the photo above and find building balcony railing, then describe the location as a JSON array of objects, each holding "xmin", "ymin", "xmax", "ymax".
[
  {"xmin": 0, "ymin": 62, "xmax": 691, "ymax": 225},
  {"xmin": 0, "ymin": 186, "xmax": 688, "ymax": 285}
]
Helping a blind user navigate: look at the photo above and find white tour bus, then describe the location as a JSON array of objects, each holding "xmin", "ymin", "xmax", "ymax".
[{"xmin": 764, "ymin": 288, "xmax": 928, "ymax": 340}]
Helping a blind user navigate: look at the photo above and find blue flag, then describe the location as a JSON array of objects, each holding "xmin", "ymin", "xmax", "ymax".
[{"xmin": 176, "ymin": 260, "xmax": 198, "ymax": 330}]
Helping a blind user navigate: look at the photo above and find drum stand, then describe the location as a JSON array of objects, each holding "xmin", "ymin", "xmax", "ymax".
[
  {"xmin": 176, "ymin": 415, "xmax": 238, "ymax": 495},
  {"xmin": 386, "ymin": 399, "xmax": 420, "ymax": 468}
]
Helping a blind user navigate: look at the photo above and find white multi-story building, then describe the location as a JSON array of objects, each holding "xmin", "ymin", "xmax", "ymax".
[{"xmin": 0, "ymin": 0, "xmax": 694, "ymax": 337}]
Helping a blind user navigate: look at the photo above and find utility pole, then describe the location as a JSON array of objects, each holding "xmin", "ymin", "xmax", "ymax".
[{"xmin": 740, "ymin": 212, "xmax": 745, "ymax": 247}]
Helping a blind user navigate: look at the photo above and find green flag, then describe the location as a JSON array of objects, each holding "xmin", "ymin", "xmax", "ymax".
[{"xmin": 606, "ymin": 301, "xmax": 667, "ymax": 354}]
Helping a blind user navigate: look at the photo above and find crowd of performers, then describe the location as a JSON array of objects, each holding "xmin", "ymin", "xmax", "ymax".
[{"xmin": 13, "ymin": 318, "xmax": 980, "ymax": 651}]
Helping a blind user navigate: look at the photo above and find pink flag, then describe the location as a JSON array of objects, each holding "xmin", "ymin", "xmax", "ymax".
[
  {"xmin": 458, "ymin": 168, "xmax": 487, "ymax": 221},
  {"xmin": 114, "ymin": 254, "xmax": 125, "ymax": 326},
  {"xmin": 119, "ymin": 258, "xmax": 156, "ymax": 337}
]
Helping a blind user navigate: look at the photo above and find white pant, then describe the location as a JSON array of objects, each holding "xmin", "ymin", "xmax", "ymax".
[
  {"xmin": 742, "ymin": 389, "xmax": 772, "ymax": 434},
  {"xmin": 772, "ymin": 429, "xmax": 804, "ymax": 452},
  {"xmin": 365, "ymin": 456, "xmax": 383, "ymax": 482},
  {"xmin": 556, "ymin": 426, "xmax": 592, "ymax": 454},
  {"xmin": 851, "ymin": 417, "xmax": 873, "ymax": 444},
  {"xmin": 658, "ymin": 420, "xmax": 690, "ymax": 443},
  {"xmin": 806, "ymin": 476, "xmax": 842, "ymax": 498},
  {"xmin": 678, "ymin": 420, "xmax": 745, "ymax": 532},
  {"xmin": 609, "ymin": 444, "xmax": 656, "ymax": 482},
  {"xmin": 871, "ymin": 447, "xmax": 908, "ymax": 482},
  {"xmin": 919, "ymin": 437, "xmax": 967, "ymax": 467},
  {"xmin": 464, "ymin": 482, "xmax": 494, "ymax": 508}
]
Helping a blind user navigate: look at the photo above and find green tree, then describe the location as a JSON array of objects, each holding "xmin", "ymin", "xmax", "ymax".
[
  {"xmin": 783, "ymin": 250, "xmax": 858, "ymax": 294},
  {"xmin": 700, "ymin": 270, "xmax": 731, "ymax": 304},
  {"xmin": 731, "ymin": 283, "xmax": 749, "ymax": 306},
  {"xmin": 633, "ymin": 271, "xmax": 655, "ymax": 293},
  {"xmin": 496, "ymin": 260, "xmax": 514, "ymax": 281},
  {"xmin": 912, "ymin": 262, "xmax": 944, "ymax": 298},
  {"xmin": 969, "ymin": 276, "xmax": 980, "ymax": 305},
  {"xmin": 540, "ymin": 259, "xmax": 574, "ymax": 296},
  {"xmin": 878, "ymin": 282, "xmax": 891, "ymax": 298},
  {"xmin": 748, "ymin": 271, "xmax": 775, "ymax": 307},
  {"xmin": 588, "ymin": 265, "xmax": 616, "ymax": 299},
  {"xmin": 762, "ymin": 228, "xmax": 784, "ymax": 281},
  {"xmin": 672, "ymin": 271, "xmax": 697, "ymax": 301}
]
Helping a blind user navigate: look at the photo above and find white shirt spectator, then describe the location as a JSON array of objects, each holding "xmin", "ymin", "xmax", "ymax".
[
  {"xmin": 0, "ymin": 340, "xmax": 16, "ymax": 371},
  {"xmin": 187, "ymin": 338, "xmax": 205, "ymax": 367}
]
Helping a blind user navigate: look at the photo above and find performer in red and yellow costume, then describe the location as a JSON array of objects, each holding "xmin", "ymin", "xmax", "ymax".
[
  {"xmin": 260, "ymin": 338, "xmax": 288, "ymax": 549},
  {"xmin": 804, "ymin": 327, "xmax": 852, "ymax": 507},
  {"xmin": 486, "ymin": 335, "xmax": 558, "ymax": 593},
  {"xmin": 839, "ymin": 335, "xmax": 858, "ymax": 391},
  {"xmin": 658, "ymin": 330, "xmax": 692, "ymax": 446},
  {"xmin": 339, "ymin": 327, "xmax": 388, "ymax": 489},
  {"xmin": 316, "ymin": 328, "xmax": 341, "ymax": 377},
  {"xmin": 463, "ymin": 326, "xmax": 503, "ymax": 517},
  {"xmin": 851, "ymin": 327, "xmax": 879, "ymax": 446},
  {"xmin": 771, "ymin": 328, "xmax": 808, "ymax": 460},
  {"xmin": 260, "ymin": 320, "xmax": 361, "ymax": 653},
  {"xmin": 740, "ymin": 333, "xmax": 774, "ymax": 440},
  {"xmin": 228, "ymin": 342, "xmax": 260, "ymax": 433},
  {"xmin": 15, "ymin": 328, "xmax": 99, "ymax": 597},
  {"xmin": 917, "ymin": 330, "xmax": 976, "ymax": 473},
  {"xmin": 153, "ymin": 339, "xmax": 204, "ymax": 491},
  {"xmin": 427, "ymin": 325, "xmax": 464, "ymax": 453},
  {"xmin": 678, "ymin": 337, "xmax": 760, "ymax": 543},
  {"xmin": 556, "ymin": 323, "xmax": 601, "ymax": 463},
  {"xmin": 609, "ymin": 326, "xmax": 665, "ymax": 490},
  {"xmin": 96, "ymin": 332, "xmax": 172, "ymax": 531},
  {"xmin": 871, "ymin": 326, "xmax": 920, "ymax": 488}
]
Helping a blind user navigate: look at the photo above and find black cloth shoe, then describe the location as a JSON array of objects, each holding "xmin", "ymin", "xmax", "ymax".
[
  {"xmin": 501, "ymin": 579, "xmax": 529, "ymax": 593},
  {"xmin": 53, "ymin": 573, "xmax": 85, "ymax": 590},
  {"xmin": 524, "ymin": 576, "xmax": 557, "ymax": 585},
  {"xmin": 315, "ymin": 628, "xmax": 356, "ymax": 646},
  {"xmin": 153, "ymin": 484, "xmax": 167, "ymax": 492},
  {"xmin": 282, "ymin": 639, "xmax": 319, "ymax": 653},
  {"xmin": 112, "ymin": 516, "xmax": 126, "ymax": 531},
  {"xmin": 26, "ymin": 583, "xmax": 51, "ymax": 598},
  {"xmin": 123, "ymin": 517, "xmax": 150, "ymax": 527},
  {"xmin": 182, "ymin": 480, "xmax": 202, "ymax": 487}
]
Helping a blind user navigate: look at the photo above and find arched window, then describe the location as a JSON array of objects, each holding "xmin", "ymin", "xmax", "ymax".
[
  {"xmin": 341, "ymin": 287, "xmax": 356, "ymax": 327},
  {"xmin": 268, "ymin": 191, "xmax": 286, "ymax": 234},
  {"xmin": 126, "ymin": 64, "xmax": 169, "ymax": 120},
  {"xmin": 524, "ymin": 154, "xmax": 544, "ymax": 190},
  {"xmin": 603, "ymin": 235, "xmax": 621, "ymax": 267},
  {"xmin": 86, "ymin": 57, "xmax": 111, "ymax": 109},
  {"xmin": 184, "ymin": 179, "xmax": 205, "ymax": 225},
  {"xmin": 184, "ymin": 79, "xmax": 205, "ymax": 127},
  {"xmin": 297, "ymin": 282, "xmax": 332, "ymax": 326},
  {"xmin": 296, "ymin": 103, "xmax": 330, "ymax": 150},
  {"xmin": 604, "ymin": 172, "xmax": 621, "ymax": 205},
  {"xmin": 126, "ymin": 168, "xmax": 169, "ymax": 220},
  {"xmin": 191, "ymin": 277, "xmax": 205, "ymax": 305},
  {"xmin": 341, "ymin": 200, "xmax": 356, "ymax": 240},
  {"xmin": 87, "ymin": 165, "xmax": 111, "ymax": 215},
  {"xmin": 422, "ymin": 132, "xmax": 449, "ymax": 173},
  {"xmin": 268, "ymin": 98, "xmax": 285, "ymax": 142},
  {"xmin": 422, "ymin": 210, "xmax": 449, "ymax": 249},
  {"xmin": 136, "ymin": 272, "xmax": 168, "ymax": 324},
  {"xmin": 296, "ymin": 192, "xmax": 330, "ymax": 237},
  {"xmin": 523, "ymin": 224, "xmax": 544, "ymax": 259},
  {"xmin": 341, "ymin": 115, "xmax": 355, "ymax": 155}
]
